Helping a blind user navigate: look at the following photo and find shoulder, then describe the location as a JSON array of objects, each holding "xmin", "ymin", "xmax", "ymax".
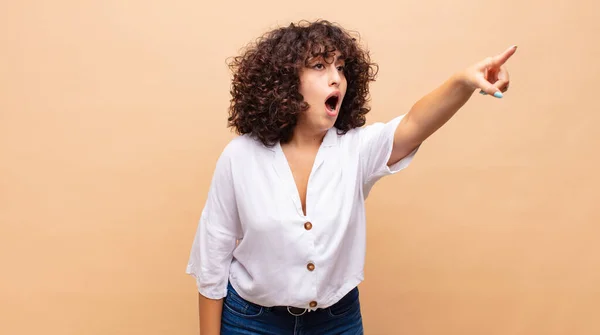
[
  {"xmin": 218, "ymin": 133, "xmax": 271, "ymax": 163},
  {"xmin": 334, "ymin": 119, "xmax": 381, "ymax": 145},
  {"xmin": 340, "ymin": 115, "xmax": 404, "ymax": 142}
]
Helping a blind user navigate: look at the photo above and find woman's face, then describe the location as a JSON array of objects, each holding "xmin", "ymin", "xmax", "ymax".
[{"xmin": 297, "ymin": 51, "xmax": 347, "ymax": 132}]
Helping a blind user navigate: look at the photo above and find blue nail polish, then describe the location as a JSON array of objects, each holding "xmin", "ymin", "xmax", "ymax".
[
  {"xmin": 479, "ymin": 91, "xmax": 487, "ymax": 95},
  {"xmin": 493, "ymin": 91, "xmax": 503, "ymax": 98}
]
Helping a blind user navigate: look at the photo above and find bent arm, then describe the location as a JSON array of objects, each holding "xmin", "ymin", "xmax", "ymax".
[{"xmin": 198, "ymin": 294, "xmax": 224, "ymax": 335}]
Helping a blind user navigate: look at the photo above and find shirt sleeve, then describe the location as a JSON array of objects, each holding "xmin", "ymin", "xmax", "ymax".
[
  {"xmin": 185, "ymin": 147, "xmax": 242, "ymax": 299},
  {"xmin": 358, "ymin": 114, "xmax": 420, "ymax": 197}
]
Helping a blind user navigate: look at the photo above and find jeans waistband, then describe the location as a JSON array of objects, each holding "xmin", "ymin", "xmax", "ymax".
[{"xmin": 227, "ymin": 282, "xmax": 358, "ymax": 316}]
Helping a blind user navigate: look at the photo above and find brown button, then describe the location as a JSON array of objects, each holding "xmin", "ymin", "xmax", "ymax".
[
  {"xmin": 304, "ymin": 222, "xmax": 312, "ymax": 230},
  {"xmin": 307, "ymin": 262, "xmax": 315, "ymax": 271},
  {"xmin": 309, "ymin": 301, "xmax": 318, "ymax": 308}
]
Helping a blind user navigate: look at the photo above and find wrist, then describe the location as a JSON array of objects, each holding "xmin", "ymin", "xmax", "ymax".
[{"xmin": 451, "ymin": 71, "xmax": 476, "ymax": 91}]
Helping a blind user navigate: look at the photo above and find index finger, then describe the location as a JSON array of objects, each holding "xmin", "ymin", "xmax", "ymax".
[{"xmin": 492, "ymin": 45, "xmax": 518, "ymax": 66}]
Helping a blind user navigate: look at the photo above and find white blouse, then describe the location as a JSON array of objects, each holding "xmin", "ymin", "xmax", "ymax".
[{"xmin": 186, "ymin": 114, "xmax": 419, "ymax": 310}]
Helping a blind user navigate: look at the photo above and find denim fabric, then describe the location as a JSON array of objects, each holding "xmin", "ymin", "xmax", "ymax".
[{"xmin": 221, "ymin": 282, "xmax": 364, "ymax": 334}]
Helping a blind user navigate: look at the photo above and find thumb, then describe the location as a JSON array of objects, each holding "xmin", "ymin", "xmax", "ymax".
[{"xmin": 476, "ymin": 75, "xmax": 504, "ymax": 98}]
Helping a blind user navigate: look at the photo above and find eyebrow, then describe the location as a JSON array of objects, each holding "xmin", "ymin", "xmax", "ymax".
[{"xmin": 307, "ymin": 53, "xmax": 346, "ymax": 65}]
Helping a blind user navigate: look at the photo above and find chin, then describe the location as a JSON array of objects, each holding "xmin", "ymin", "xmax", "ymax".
[{"xmin": 320, "ymin": 115, "xmax": 337, "ymax": 130}]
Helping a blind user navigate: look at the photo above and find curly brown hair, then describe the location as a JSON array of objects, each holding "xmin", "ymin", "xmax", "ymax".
[{"xmin": 226, "ymin": 20, "xmax": 379, "ymax": 147}]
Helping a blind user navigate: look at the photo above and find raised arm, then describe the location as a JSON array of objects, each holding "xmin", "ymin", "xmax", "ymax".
[{"xmin": 388, "ymin": 45, "xmax": 517, "ymax": 166}]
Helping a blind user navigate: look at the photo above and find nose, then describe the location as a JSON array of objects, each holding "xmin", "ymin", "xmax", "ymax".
[{"xmin": 328, "ymin": 66, "xmax": 341, "ymax": 87}]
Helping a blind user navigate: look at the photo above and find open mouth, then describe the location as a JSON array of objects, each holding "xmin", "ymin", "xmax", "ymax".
[{"xmin": 325, "ymin": 93, "xmax": 340, "ymax": 115}]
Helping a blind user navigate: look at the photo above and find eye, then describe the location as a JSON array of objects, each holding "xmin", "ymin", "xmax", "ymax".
[
  {"xmin": 313, "ymin": 63, "xmax": 324, "ymax": 70},
  {"xmin": 337, "ymin": 65, "xmax": 345, "ymax": 71}
]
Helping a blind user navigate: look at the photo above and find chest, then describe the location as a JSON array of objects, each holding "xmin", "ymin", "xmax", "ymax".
[
  {"xmin": 232, "ymin": 146, "xmax": 360, "ymax": 230},
  {"xmin": 283, "ymin": 149, "xmax": 318, "ymax": 216}
]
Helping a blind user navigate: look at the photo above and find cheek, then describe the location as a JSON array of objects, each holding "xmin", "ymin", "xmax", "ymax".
[
  {"xmin": 299, "ymin": 86, "xmax": 319, "ymax": 102},
  {"xmin": 339, "ymin": 75, "xmax": 348, "ymax": 88}
]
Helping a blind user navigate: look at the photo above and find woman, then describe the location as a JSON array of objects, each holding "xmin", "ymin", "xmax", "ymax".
[{"xmin": 186, "ymin": 19, "xmax": 516, "ymax": 334}]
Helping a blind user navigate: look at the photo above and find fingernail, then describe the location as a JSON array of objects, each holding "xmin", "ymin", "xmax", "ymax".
[
  {"xmin": 479, "ymin": 91, "xmax": 487, "ymax": 95},
  {"xmin": 493, "ymin": 91, "xmax": 503, "ymax": 98}
]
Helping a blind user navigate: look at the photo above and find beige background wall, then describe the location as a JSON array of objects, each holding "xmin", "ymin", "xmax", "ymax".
[{"xmin": 2, "ymin": 0, "xmax": 599, "ymax": 334}]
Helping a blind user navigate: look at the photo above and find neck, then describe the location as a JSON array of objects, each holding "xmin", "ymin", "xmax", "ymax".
[{"xmin": 285, "ymin": 123, "xmax": 327, "ymax": 150}]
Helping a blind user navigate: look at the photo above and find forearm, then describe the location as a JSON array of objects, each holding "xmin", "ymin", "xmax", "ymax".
[
  {"xmin": 198, "ymin": 293, "xmax": 224, "ymax": 335},
  {"xmin": 403, "ymin": 72, "xmax": 475, "ymax": 143}
]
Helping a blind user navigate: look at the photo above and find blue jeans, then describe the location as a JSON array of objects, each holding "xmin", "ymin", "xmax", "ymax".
[{"xmin": 221, "ymin": 282, "xmax": 364, "ymax": 334}]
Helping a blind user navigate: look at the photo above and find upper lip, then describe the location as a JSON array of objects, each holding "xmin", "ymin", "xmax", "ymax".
[{"xmin": 326, "ymin": 91, "xmax": 341, "ymax": 101}]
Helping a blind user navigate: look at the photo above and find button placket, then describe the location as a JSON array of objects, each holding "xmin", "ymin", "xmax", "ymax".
[{"xmin": 302, "ymin": 217, "xmax": 317, "ymax": 309}]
